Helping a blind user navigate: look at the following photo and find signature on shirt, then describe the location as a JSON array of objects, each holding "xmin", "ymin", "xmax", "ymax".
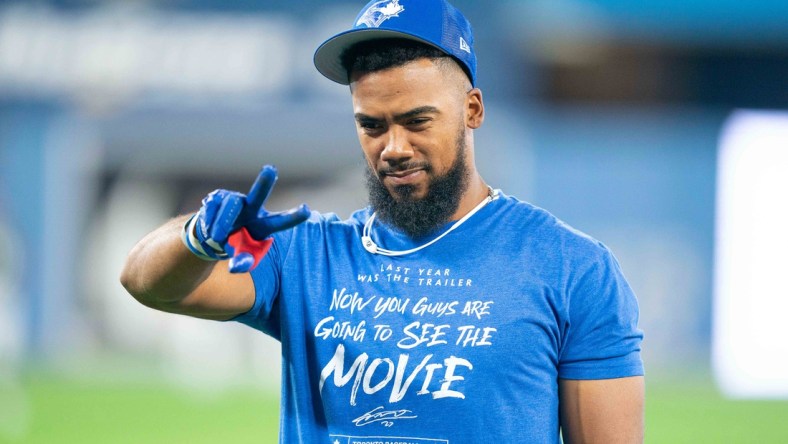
[{"xmin": 352, "ymin": 406, "xmax": 417, "ymax": 427}]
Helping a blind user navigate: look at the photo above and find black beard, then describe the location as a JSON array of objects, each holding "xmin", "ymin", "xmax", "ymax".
[{"xmin": 365, "ymin": 137, "xmax": 469, "ymax": 239}]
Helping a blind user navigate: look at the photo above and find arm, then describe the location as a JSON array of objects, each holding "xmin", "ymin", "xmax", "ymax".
[
  {"xmin": 559, "ymin": 376, "xmax": 645, "ymax": 444},
  {"xmin": 120, "ymin": 214, "xmax": 256, "ymax": 320},
  {"xmin": 120, "ymin": 165, "xmax": 309, "ymax": 320}
]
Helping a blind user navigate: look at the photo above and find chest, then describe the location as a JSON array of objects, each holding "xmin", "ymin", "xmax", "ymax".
[{"xmin": 289, "ymin": 254, "xmax": 564, "ymax": 402}]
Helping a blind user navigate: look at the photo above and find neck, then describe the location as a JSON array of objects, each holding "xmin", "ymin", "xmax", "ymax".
[{"xmin": 449, "ymin": 174, "xmax": 489, "ymax": 221}]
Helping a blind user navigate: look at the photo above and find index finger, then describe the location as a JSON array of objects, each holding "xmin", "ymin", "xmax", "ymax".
[{"xmin": 245, "ymin": 165, "xmax": 278, "ymax": 214}]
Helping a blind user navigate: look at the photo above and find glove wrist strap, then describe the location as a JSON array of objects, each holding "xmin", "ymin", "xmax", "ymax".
[{"xmin": 181, "ymin": 214, "xmax": 229, "ymax": 261}]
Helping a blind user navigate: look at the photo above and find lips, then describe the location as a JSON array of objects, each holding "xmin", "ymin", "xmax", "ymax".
[
  {"xmin": 383, "ymin": 168, "xmax": 426, "ymax": 186},
  {"xmin": 385, "ymin": 167, "xmax": 422, "ymax": 178},
  {"xmin": 379, "ymin": 161, "xmax": 429, "ymax": 176}
]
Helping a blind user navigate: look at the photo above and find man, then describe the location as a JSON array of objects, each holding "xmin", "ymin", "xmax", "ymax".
[{"xmin": 121, "ymin": 0, "xmax": 645, "ymax": 442}]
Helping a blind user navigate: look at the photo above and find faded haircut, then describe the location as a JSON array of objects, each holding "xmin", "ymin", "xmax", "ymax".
[{"xmin": 340, "ymin": 38, "xmax": 471, "ymax": 86}]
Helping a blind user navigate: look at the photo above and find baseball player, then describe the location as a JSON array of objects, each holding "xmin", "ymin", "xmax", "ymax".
[{"xmin": 121, "ymin": 0, "xmax": 645, "ymax": 442}]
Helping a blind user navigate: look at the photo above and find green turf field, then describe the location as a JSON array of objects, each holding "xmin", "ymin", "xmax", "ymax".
[
  {"xmin": 645, "ymin": 376, "xmax": 788, "ymax": 443},
  {"xmin": 0, "ymin": 373, "xmax": 280, "ymax": 444},
  {"xmin": 2, "ymin": 373, "xmax": 788, "ymax": 443}
]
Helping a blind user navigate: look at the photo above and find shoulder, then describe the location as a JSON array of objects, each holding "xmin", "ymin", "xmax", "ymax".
[
  {"xmin": 491, "ymin": 193, "xmax": 607, "ymax": 256},
  {"xmin": 484, "ymin": 193, "xmax": 622, "ymax": 293}
]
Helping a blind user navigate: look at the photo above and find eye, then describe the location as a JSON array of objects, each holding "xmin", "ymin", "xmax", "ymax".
[
  {"xmin": 358, "ymin": 120, "xmax": 385, "ymax": 136},
  {"xmin": 407, "ymin": 117, "xmax": 430, "ymax": 128},
  {"xmin": 359, "ymin": 121, "xmax": 381, "ymax": 130}
]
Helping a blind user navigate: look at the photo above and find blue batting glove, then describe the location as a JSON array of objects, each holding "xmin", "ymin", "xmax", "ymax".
[{"xmin": 182, "ymin": 165, "xmax": 310, "ymax": 272}]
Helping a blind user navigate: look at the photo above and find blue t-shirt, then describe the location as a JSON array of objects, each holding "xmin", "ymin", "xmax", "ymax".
[{"xmin": 233, "ymin": 192, "xmax": 644, "ymax": 444}]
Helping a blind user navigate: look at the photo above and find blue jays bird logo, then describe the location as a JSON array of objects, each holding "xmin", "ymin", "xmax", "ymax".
[{"xmin": 356, "ymin": 0, "xmax": 405, "ymax": 28}]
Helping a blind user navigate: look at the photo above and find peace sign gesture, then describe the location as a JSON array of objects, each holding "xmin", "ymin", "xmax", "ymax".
[{"xmin": 183, "ymin": 165, "xmax": 310, "ymax": 273}]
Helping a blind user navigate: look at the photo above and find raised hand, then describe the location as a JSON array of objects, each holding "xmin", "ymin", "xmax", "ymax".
[{"xmin": 183, "ymin": 165, "xmax": 310, "ymax": 273}]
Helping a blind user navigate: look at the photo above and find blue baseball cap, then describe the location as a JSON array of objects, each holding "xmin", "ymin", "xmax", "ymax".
[{"xmin": 314, "ymin": 0, "xmax": 477, "ymax": 86}]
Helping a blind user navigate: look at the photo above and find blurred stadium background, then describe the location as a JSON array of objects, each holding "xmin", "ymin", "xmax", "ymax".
[{"xmin": 1, "ymin": 0, "xmax": 787, "ymax": 442}]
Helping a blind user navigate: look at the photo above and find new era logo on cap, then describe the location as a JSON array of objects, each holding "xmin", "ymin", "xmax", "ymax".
[
  {"xmin": 313, "ymin": 0, "xmax": 478, "ymax": 86},
  {"xmin": 459, "ymin": 36, "xmax": 471, "ymax": 54}
]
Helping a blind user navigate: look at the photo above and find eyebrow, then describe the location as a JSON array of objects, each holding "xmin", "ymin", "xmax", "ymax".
[{"xmin": 355, "ymin": 106, "xmax": 440, "ymax": 123}]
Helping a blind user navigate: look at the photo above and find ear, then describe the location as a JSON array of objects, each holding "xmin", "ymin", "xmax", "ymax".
[{"xmin": 466, "ymin": 88, "xmax": 484, "ymax": 129}]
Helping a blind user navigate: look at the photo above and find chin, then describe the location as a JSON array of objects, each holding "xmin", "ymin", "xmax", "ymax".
[{"xmin": 390, "ymin": 184, "xmax": 427, "ymax": 202}]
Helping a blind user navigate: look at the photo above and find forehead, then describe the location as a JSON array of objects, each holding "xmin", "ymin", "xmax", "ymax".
[{"xmin": 350, "ymin": 58, "xmax": 461, "ymax": 113}]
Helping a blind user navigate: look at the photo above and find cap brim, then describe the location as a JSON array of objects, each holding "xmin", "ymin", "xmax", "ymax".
[{"xmin": 313, "ymin": 28, "xmax": 446, "ymax": 85}]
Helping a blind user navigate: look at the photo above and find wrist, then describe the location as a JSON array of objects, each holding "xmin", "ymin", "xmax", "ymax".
[{"xmin": 180, "ymin": 213, "xmax": 229, "ymax": 261}]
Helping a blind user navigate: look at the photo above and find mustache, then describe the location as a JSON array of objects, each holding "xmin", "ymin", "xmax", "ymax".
[{"xmin": 377, "ymin": 161, "xmax": 431, "ymax": 176}]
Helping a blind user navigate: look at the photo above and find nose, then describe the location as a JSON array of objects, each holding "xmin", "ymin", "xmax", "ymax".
[{"xmin": 380, "ymin": 126, "xmax": 414, "ymax": 163}]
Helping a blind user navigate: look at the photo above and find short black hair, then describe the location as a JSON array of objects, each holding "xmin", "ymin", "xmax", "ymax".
[{"xmin": 340, "ymin": 38, "xmax": 470, "ymax": 84}]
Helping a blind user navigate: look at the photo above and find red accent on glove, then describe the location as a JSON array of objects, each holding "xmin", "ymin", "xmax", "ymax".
[{"xmin": 228, "ymin": 227, "xmax": 273, "ymax": 271}]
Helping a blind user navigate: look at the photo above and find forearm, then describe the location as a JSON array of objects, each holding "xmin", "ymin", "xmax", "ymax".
[
  {"xmin": 120, "ymin": 214, "xmax": 215, "ymax": 309},
  {"xmin": 120, "ymin": 166, "xmax": 307, "ymax": 319}
]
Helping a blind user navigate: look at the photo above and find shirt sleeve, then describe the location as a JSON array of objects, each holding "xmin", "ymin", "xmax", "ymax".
[
  {"xmin": 225, "ymin": 229, "xmax": 293, "ymax": 339},
  {"xmin": 558, "ymin": 245, "xmax": 644, "ymax": 380}
]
